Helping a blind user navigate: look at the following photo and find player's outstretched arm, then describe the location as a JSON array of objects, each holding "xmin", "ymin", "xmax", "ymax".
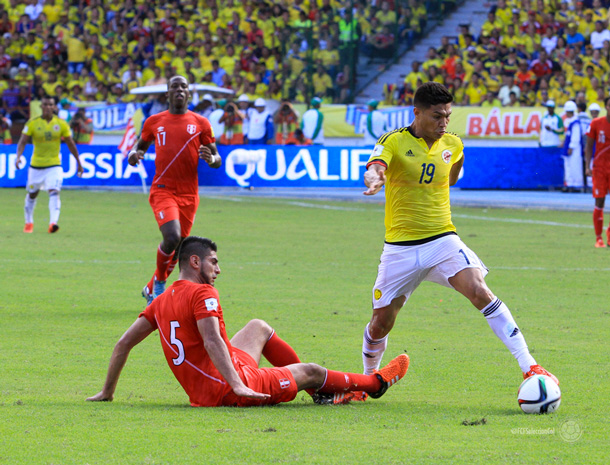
[
  {"xmin": 199, "ymin": 142, "xmax": 222, "ymax": 168},
  {"xmin": 363, "ymin": 164, "xmax": 387, "ymax": 196},
  {"xmin": 64, "ymin": 136, "xmax": 84, "ymax": 177},
  {"xmin": 198, "ymin": 318, "xmax": 270, "ymax": 400},
  {"xmin": 127, "ymin": 138, "xmax": 153, "ymax": 166},
  {"xmin": 86, "ymin": 317, "xmax": 154, "ymax": 402}
]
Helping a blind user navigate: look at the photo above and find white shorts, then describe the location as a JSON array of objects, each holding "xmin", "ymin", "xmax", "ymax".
[
  {"xmin": 26, "ymin": 166, "xmax": 63, "ymax": 193},
  {"xmin": 371, "ymin": 234, "xmax": 488, "ymax": 309}
]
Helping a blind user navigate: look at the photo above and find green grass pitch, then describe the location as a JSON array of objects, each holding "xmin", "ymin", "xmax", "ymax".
[{"xmin": 0, "ymin": 189, "xmax": 607, "ymax": 464}]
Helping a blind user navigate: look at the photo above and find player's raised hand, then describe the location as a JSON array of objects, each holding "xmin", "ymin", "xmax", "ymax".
[
  {"xmin": 232, "ymin": 385, "xmax": 271, "ymax": 400},
  {"xmin": 86, "ymin": 391, "xmax": 114, "ymax": 402},
  {"xmin": 127, "ymin": 150, "xmax": 144, "ymax": 166},
  {"xmin": 364, "ymin": 169, "xmax": 386, "ymax": 196}
]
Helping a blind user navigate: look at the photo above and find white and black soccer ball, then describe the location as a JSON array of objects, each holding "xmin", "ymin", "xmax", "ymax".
[{"xmin": 518, "ymin": 374, "xmax": 561, "ymax": 414}]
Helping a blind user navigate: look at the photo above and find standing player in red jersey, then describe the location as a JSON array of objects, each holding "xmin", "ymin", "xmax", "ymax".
[
  {"xmin": 128, "ymin": 75, "xmax": 220, "ymax": 303},
  {"xmin": 585, "ymin": 96, "xmax": 610, "ymax": 248},
  {"xmin": 87, "ymin": 237, "xmax": 410, "ymax": 406}
]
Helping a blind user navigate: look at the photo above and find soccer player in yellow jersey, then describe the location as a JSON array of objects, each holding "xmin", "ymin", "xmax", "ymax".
[
  {"xmin": 360, "ymin": 82, "xmax": 558, "ymax": 390},
  {"xmin": 15, "ymin": 96, "xmax": 83, "ymax": 233}
]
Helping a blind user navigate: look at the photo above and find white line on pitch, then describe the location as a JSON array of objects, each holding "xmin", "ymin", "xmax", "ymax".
[
  {"xmin": 202, "ymin": 197, "xmax": 590, "ymax": 228},
  {"xmin": 494, "ymin": 266, "xmax": 610, "ymax": 271},
  {"xmin": 0, "ymin": 258, "xmax": 142, "ymax": 265},
  {"xmin": 452, "ymin": 213, "xmax": 589, "ymax": 228}
]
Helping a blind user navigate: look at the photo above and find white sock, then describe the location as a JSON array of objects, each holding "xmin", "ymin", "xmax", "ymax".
[
  {"xmin": 25, "ymin": 194, "xmax": 37, "ymax": 223},
  {"xmin": 49, "ymin": 192, "xmax": 61, "ymax": 224},
  {"xmin": 362, "ymin": 323, "xmax": 388, "ymax": 375},
  {"xmin": 481, "ymin": 298, "xmax": 536, "ymax": 373}
]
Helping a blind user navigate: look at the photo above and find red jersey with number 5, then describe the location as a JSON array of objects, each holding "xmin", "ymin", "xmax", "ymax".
[
  {"xmin": 586, "ymin": 117, "xmax": 610, "ymax": 169},
  {"xmin": 139, "ymin": 280, "xmax": 235, "ymax": 406},
  {"xmin": 141, "ymin": 110, "xmax": 215, "ymax": 195}
]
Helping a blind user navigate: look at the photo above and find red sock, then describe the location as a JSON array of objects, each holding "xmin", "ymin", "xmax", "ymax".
[
  {"xmin": 166, "ymin": 252, "xmax": 179, "ymax": 279},
  {"xmin": 262, "ymin": 331, "xmax": 301, "ymax": 366},
  {"xmin": 155, "ymin": 244, "xmax": 174, "ymax": 282},
  {"xmin": 319, "ymin": 370, "xmax": 381, "ymax": 394},
  {"xmin": 594, "ymin": 207, "xmax": 604, "ymax": 237}
]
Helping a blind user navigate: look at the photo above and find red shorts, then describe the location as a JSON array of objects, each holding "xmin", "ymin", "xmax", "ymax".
[
  {"xmin": 592, "ymin": 165, "xmax": 610, "ymax": 198},
  {"xmin": 221, "ymin": 348, "xmax": 298, "ymax": 407},
  {"xmin": 149, "ymin": 189, "xmax": 199, "ymax": 237}
]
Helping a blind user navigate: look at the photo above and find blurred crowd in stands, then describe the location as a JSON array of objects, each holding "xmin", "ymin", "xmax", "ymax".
[
  {"xmin": 385, "ymin": 0, "xmax": 610, "ymax": 110},
  {"xmin": 0, "ymin": 0, "xmax": 434, "ymax": 141}
]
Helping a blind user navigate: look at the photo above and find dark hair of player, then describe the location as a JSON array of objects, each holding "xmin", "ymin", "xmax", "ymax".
[
  {"xmin": 604, "ymin": 96, "xmax": 610, "ymax": 107},
  {"xmin": 178, "ymin": 236, "xmax": 217, "ymax": 270},
  {"xmin": 413, "ymin": 82, "xmax": 453, "ymax": 109}
]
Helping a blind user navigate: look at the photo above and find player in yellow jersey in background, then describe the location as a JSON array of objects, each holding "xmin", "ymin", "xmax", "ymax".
[
  {"xmin": 360, "ymin": 82, "xmax": 558, "ymax": 392},
  {"xmin": 15, "ymin": 96, "xmax": 83, "ymax": 233}
]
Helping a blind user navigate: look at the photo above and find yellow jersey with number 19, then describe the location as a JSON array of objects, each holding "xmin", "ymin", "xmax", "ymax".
[
  {"xmin": 366, "ymin": 127, "xmax": 464, "ymax": 243},
  {"xmin": 22, "ymin": 116, "xmax": 72, "ymax": 168}
]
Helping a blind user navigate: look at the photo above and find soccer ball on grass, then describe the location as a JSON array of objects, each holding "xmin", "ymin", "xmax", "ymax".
[{"xmin": 517, "ymin": 374, "xmax": 561, "ymax": 414}]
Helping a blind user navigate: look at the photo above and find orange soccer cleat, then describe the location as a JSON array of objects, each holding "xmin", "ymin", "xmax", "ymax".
[
  {"xmin": 595, "ymin": 237, "xmax": 606, "ymax": 248},
  {"xmin": 48, "ymin": 223, "xmax": 59, "ymax": 233},
  {"xmin": 523, "ymin": 365, "xmax": 559, "ymax": 385},
  {"xmin": 370, "ymin": 353, "xmax": 410, "ymax": 399},
  {"xmin": 23, "ymin": 223, "xmax": 33, "ymax": 233},
  {"xmin": 312, "ymin": 391, "xmax": 368, "ymax": 405}
]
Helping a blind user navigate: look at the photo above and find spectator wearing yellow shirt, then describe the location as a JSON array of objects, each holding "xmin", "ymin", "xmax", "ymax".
[
  {"xmin": 519, "ymin": 81, "xmax": 536, "ymax": 106},
  {"xmin": 519, "ymin": 24, "xmax": 540, "ymax": 55},
  {"xmin": 591, "ymin": 0, "xmax": 607, "ymax": 23},
  {"xmin": 422, "ymin": 47, "xmax": 443, "ymax": 74},
  {"xmin": 257, "ymin": 9, "xmax": 277, "ymax": 49},
  {"xmin": 585, "ymin": 76, "xmax": 601, "ymax": 103},
  {"xmin": 481, "ymin": 91, "xmax": 502, "ymax": 107},
  {"xmin": 41, "ymin": 0, "xmax": 61, "ymax": 24},
  {"xmin": 578, "ymin": 10, "xmax": 596, "ymax": 39},
  {"xmin": 65, "ymin": 25, "xmax": 87, "ymax": 74},
  {"xmin": 219, "ymin": 45, "xmax": 238, "ymax": 76},
  {"xmin": 170, "ymin": 48, "xmax": 189, "ymax": 76},
  {"xmin": 404, "ymin": 60, "xmax": 426, "ymax": 89},
  {"xmin": 464, "ymin": 73, "xmax": 487, "ymax": 105},
  {"xmin": 34, "ymin": 57, "xmax": 52, "ymax": 81},
  {"xmin": 285, "ymin": 41, "xmax": 305, "ymax": 79},
  {"xmin": 567, "ymin": 57, "xmax": 586, "ymax": 89},
  {"xmin": 495, "ymin": 0, "xmax": 513, "ymax": 26},
  {"xmin": 501, "ymin": 23, "xmax": 520, "ymax": 49},
  {"xmin": 535, "ymin": 79, "xmax": 551, "ymax": 105},
  {"xmin": 53, "ymin": 13, "xmax": 73, "ymax": 42},
  {"xmin": 375, "ymin": 1, "xmax": 397, "ymax": 26},
  {"xmin": 198, "ymin": 41, "xmax": 216, "ymax": 71},
  {"xmin": 313, "ymin": 64, "xmax": 334, "ymax": 100},
  {"xmin": 451, "ymin": 77, "xmax": 466, "ymax": 105},
  {"xmin": 555, "ymin": 1, "xmax": 572, "ymax": 26},
  {"xmin": 481, "ymin": 10, "xmax": 505, "ymax": 36},
  {"xmin": 67, "ymin": 82, "xmax": 85, "ymax": 102},
  {"xmin": 485, "ymin": 65, "xmax": 503, "ymax": 93},
  {"xmin": 22, "ymin": 31, "xmax": 43, "ymax": 62}
]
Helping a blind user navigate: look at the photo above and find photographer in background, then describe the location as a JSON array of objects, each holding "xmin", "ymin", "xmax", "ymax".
[
  {"xmin": 247, "ymin": 98, "xmax": 274, "ymax": 145},
  {"xmin": 218, "ymin": 101, "xmax": 246, "ymax": 145},
  {"xmin": 70, "ymin": 108, "xmax": 94, "ymax": 144},
  {"xmin": 274, "ymin": 100, "xmax": 299, "ymax": 144}
]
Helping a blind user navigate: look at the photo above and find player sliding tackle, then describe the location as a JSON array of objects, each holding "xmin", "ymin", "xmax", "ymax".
[
  {"xmin": 360, "ymin": 82, "xmax": 558, "ymax": 394},
  {"xmin": 87, "ymin": 237, "xmax": 409, "ymax": 407}
]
